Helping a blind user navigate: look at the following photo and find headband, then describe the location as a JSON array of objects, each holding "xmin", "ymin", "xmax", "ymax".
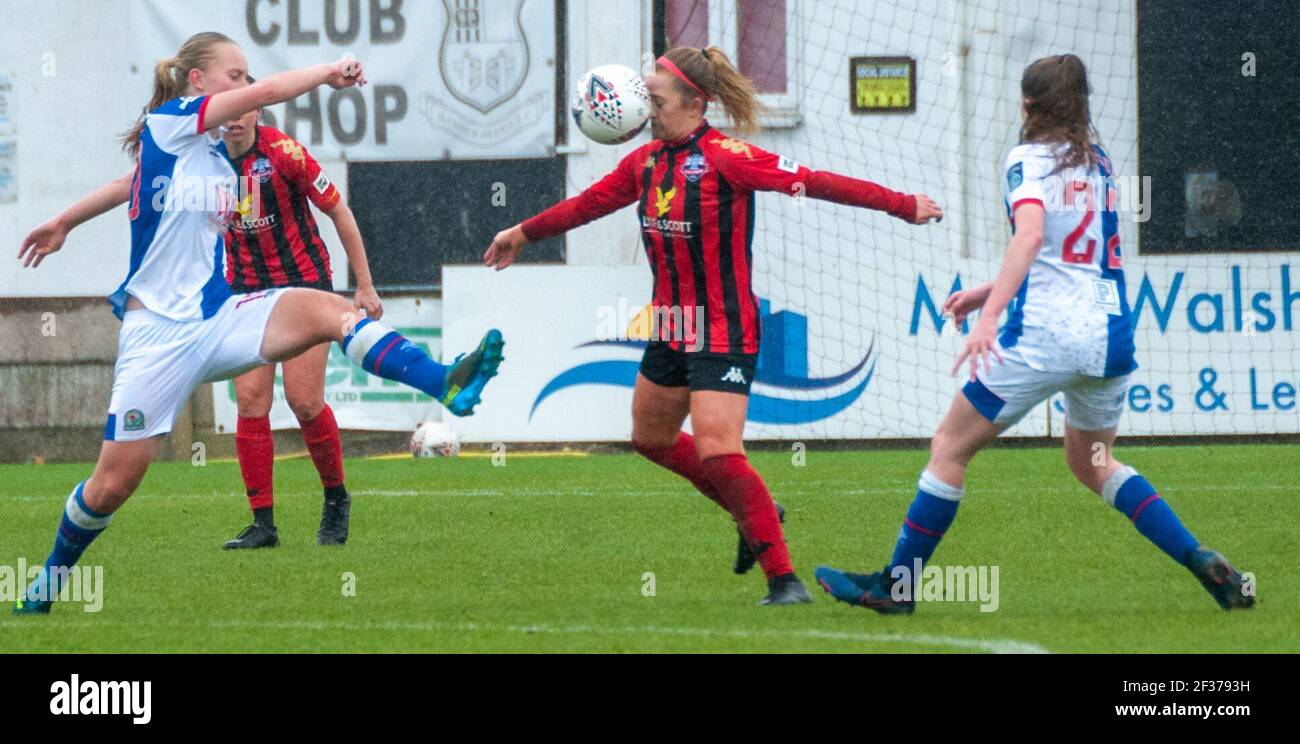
[{"xmin": 657, "ymin": 56, "xmax": 712, "ymax": 101}]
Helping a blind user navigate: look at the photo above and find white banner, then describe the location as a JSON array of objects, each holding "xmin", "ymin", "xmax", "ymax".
[
  {"xmin": 212, "ymin": 296, "xmax": 442, "ymax": 433},
  {"xmin": 444, "ymin": 264, "xmax": 1300, "ymax": 442},
  {"xmin": 442, "ymin": 265, "xmax": 1042, "ymax": 442},
  {"xmin": 130, "ymin": 0, "xmax": 556, "ymax": 160},
  {"xmin": 913, "ymin": 262, "xmax": 1300, "ymax": 438}
]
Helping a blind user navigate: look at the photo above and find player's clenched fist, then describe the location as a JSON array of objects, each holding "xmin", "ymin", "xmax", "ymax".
[{"xmin": 327, "ymin": 55, "xmax": 367, "ymax": 88}]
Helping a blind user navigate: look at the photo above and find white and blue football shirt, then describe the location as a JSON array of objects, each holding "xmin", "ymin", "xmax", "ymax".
[
  {"xmin": 112, "ymin": 96, "xmax": 236, "ymax": 321},
  {"xmin": 999, "ymin": 142, "xmax": 1136, "ymax": 378}
]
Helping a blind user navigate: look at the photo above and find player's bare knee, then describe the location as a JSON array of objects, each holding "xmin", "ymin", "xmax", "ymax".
[
  {"xmin": 1064, "ymin": 442, "xmax": 1113, "ymax": 494},
  {"xmin": 236, "ymin": 391, "xmax": 273, "ymax": 419},
  {"xmin": 288, "ymin": 395, "xmax": 324, "ymax": 422},
  {"xmin": 84, "ymin": 473, "xmax": 139, "ymax": 510},
  {"xmin": 631, "ymin": 410, "xmax": 680, "ymax": 449},
  {"xmin": 693, "ymin": 431, "xmax": 742, "ymax": 461},
  {"xmin": 1066, "ymin": 456, "xmax": 1107, "ymax": 494},
  {"xmin": 319, "ymin": 291, "xmax": 354, "ymax": 318},
  {"xmin": 283, "ymin": 288, "xmax": 352, "ymax": 342},
  {"xmin": 930, "ymin": 427, "xmax": 974, "ymax": 469},
  {"xmin": 630, "ymin": 417, "xmax": 679, "ymax": 451},
  {"xmin": 1070, "ymin": 464, "xmax": 1104, "ymax": 494}
]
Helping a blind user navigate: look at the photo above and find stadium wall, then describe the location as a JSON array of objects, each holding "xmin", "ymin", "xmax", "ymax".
[{"xmin": 1, "ymin": 1, "xmax": 1296, "ymax": 460}]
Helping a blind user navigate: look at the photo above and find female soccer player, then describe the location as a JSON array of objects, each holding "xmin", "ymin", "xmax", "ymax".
[
  {"xmin": 14, "ymin": 32, "xmax": 504, "ymax": 614},
  {"xmin": 46, "ymin": 98, "xmax": 386, "ymax": 550},
  {"xmin": 485, "ymin": 46, "xmax": 942, "ymax": 605},
  {"xmin": 219, "ymin": 101, "xmax": 382, "ymax": 550},
  {"xmin": 815, "ymin": 54, "xmax": 1254, "ymax": 614}
]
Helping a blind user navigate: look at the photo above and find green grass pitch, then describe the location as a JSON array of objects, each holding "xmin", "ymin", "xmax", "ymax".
[{"xmin": 0, "ymin": 444, "xmax": 1292, "ymax": 653}]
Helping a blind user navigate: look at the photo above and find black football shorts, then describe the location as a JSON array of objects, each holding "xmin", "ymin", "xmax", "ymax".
[{"xmin": 639, "ymin": 341, "xmax": 757, "ymax": 395}]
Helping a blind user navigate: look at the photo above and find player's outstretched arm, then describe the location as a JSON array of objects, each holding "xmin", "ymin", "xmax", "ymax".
[
  {"xmin": 706, "ymin": 139, "xmax": 942, "ymax": 224},
  {"xmin": 201, "ymin": 57, "xmax": 366, "ymax": 133},
  {"xmin": 803, "ymin": 171, "xmax": 943, "ymax": 224},
  {"xmin": 952, "ymin": 203, "xmax": 1044, "ymax": 380},
  {"xmin": 18, "ymin": 171, "xmax": 133, "ymax": 268},
  {"xmin": 484, "ymin": 150, "xmax": 642, "ymax": 271}
]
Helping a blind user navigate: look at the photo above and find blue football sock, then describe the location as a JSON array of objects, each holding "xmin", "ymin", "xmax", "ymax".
[
  {"xmin": 26, "ymin": 482, "xmax": 112, "ymax": 603},
  {"xmin": 1103, "ymin": 467, "xmax": 1200, "ymax": 566},
  {"xmin": 341, "ymin": 318, "xmax": 448, "ymax": 398},
  {"xmin": 887, "ymin": 470, "xmax": 964, "ymax": 579}
]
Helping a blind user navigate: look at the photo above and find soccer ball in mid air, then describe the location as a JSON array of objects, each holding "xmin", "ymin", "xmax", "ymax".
[
  {"xmin": 410, "ymin": 421, "xmax": 461, "ymax": 458},
  {"xmin": 571, "ymin": 64, "xmax": 651, "ymax": 145}
]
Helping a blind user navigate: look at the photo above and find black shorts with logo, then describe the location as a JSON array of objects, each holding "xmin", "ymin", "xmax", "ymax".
[{"xmin": 639, "ymin": 341, "xmax": 757, "ymax": 395}]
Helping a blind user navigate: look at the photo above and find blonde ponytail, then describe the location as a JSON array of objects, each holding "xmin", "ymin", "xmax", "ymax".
[
  {"xmin": 661, "ymin": 45, "xmax": 764, "ymax": 136},
  {"xmin": 120, "ymin": 32, "xmax": 236, "ymax": 155}
]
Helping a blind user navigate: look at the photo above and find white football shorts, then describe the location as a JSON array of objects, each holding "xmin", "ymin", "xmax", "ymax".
[
  {"xmin": 961, "ymin": 344, "xmax": 1128, "ymax": 432},
  {"xmin": 104, "ymin": 289, "xmax": 289, "ymax": 441}
]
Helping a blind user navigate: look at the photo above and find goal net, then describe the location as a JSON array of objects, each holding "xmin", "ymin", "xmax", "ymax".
[{"xmin": 662, "ymin": 0, "xmax": 1299, "ymax": 441}]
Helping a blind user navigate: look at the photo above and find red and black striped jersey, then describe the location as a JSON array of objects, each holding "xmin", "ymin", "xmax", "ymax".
[
  {"xmin": 521, "ymin": 123, "xmax": 917, "ymax": 354},
  {"xmin": 225, "ymin": 126, "xmax": 341, "ymax": 292}
]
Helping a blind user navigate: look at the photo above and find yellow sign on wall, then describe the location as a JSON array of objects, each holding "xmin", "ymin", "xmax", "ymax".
[{"xmin": 850, "ymin": 57, "xmax": 917, "ymax": 114}]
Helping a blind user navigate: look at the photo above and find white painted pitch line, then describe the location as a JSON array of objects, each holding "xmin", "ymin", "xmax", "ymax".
[
  {"xmin": 1, "ymin": 482, "xmax": 1290, "ymax": 503},
  {"xmin": 0, "ymin": 617, "xmax": 1048, "ymax": 654}
]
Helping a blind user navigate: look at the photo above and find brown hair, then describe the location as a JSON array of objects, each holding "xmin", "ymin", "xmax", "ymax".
[
  {"xmin": 660, "ymin": 46, "xmax": 763, "ymax": 136},
  {"xmin": 1019, "ymin": 54, "xmax": 1098, "ymax": 172},
  {"xmin": 120, "ymin": 32, "xmax": 236, "ymax": 155}
]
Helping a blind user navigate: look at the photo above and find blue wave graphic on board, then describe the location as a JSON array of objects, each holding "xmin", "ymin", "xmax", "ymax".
[{"xmin": 531, "ymin": 300, "xmax": 875, "ymax": 425}]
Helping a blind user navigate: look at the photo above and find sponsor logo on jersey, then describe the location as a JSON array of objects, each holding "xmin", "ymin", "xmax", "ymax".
[
  {"xmin": 777, "ymin": 155, "xmax": 801, "ymax": 174},
  {"xmin": 711, "ymin": 137, "xmax": 755, "ymax": 159},
  {"xmin": 654, "ymin": 186, "xmax": 677, "ymax": 217},
  {"xmin": 123, "ymin": 409, "xmax": 145, "ymax": 432},
  {"xmin": 1007, "ymin": 161, "xmax": 1024, "ymax": 191},
  {"xmin": 251, "ymin": 157, "xmax": 274, "ymax": 183},
  {"xmin": 238, "ymin": 212, "xmax": 277, "ymax": 231},
  {"xmin": 236, "ymin": 191, "xmax": 271, "ymax": 230},
  {"xmin": 640, "ymin": 215, "xmax": 694, "ymax": 236},
  {"xmin": 269, "ymin": 138, "xmax": 306, "ymax": 164},
  {"xmin": 680, "ymin": 153, "xmax": 709, "ymax": 182}
]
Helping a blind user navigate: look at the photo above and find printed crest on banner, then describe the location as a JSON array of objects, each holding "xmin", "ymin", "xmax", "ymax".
[{"xmin": 439, "ymin": 0, "xmax": 530, "ymax": 114}]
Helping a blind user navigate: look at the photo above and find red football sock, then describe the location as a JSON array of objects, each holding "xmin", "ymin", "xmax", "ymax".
[
  {"xmin": 701, "ymin": 454, "xmax": 794, "ymax": 580},
  {"xmin": 235, "ymin": 415, "xmax": 275, "ymax": 511},
  {"xmin": 633, "ymin": 433, "xmax": 728, "ymax": 512},
  {"xmin": 299, "ymin": 405, "xmax": 344, "ymax": 488}
]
